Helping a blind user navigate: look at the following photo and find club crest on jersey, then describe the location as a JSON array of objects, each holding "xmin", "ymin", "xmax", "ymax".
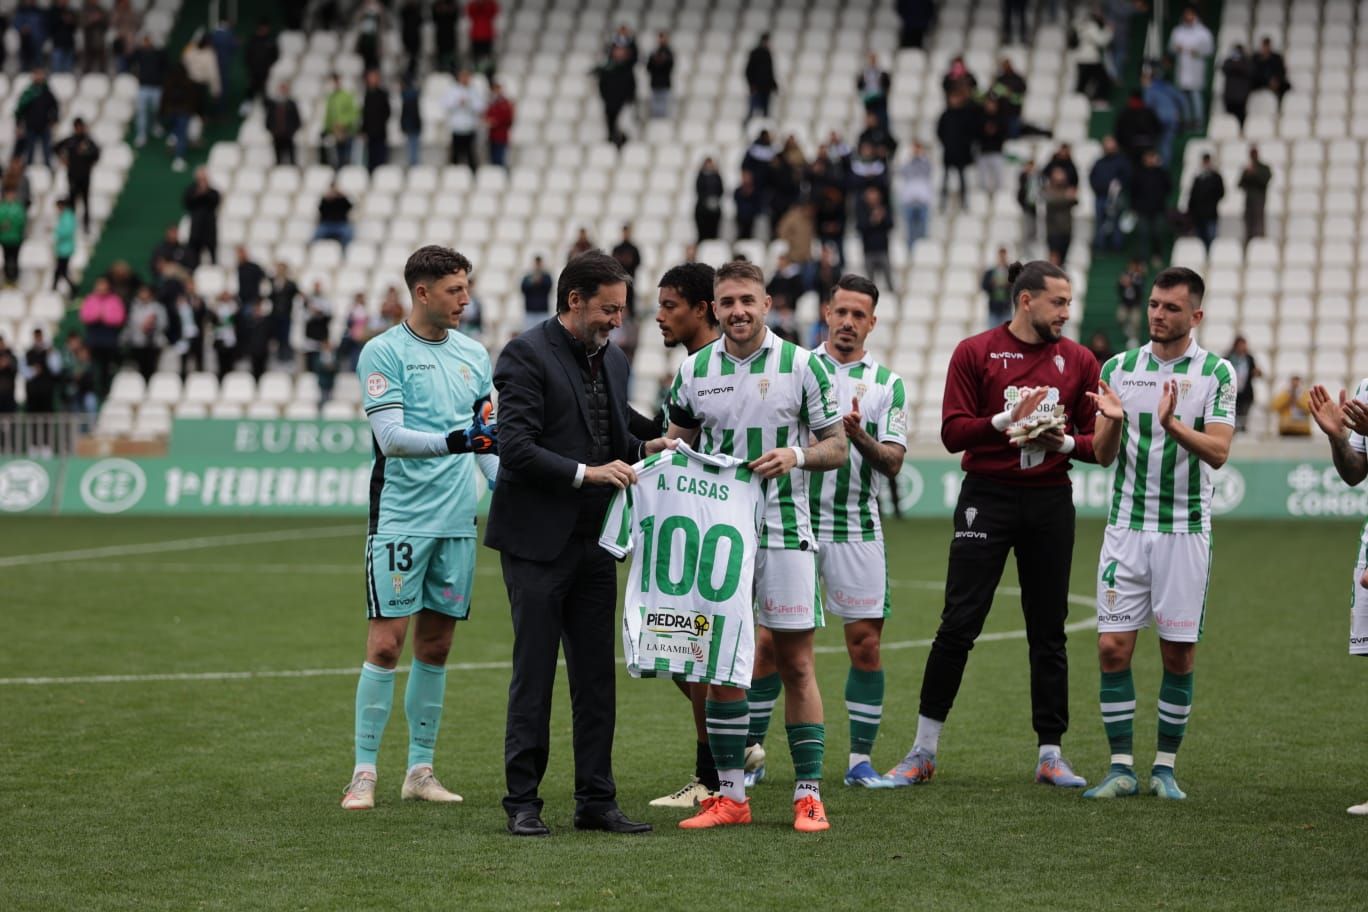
[
  {"xmin": 1105, "ymin": 589, "xmax": 1117, "ymax": 609},
  {"xmin": 459, "ymin": 365, "xmax": 473, "ymax": 383},
  {"xmin": 757, "ymin": 378, "xmax": 771, "ymax": 399},
  {"xmin": 1053, "ymin": 355, "xmax": 1065, "ymax": 374},
  {"xmin": 965, "ymin": 506, "xmax": 978, "ymax": 528},
  {"xmin": 392, "ymin": 574, "xmax": 403, "ymax": 594},
  {"xmin": 854, "ymin": 382, "xmax": 868, "ymax": 400},
  {"xmin": 1178, "ymin": 379, "xmax": 1193, "ymax": 401}
]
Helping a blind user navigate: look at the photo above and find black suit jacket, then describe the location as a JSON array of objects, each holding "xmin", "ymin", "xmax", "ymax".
[{"xmin": 486, "ymin": 317, "xmax": 646, "ymax": 561}]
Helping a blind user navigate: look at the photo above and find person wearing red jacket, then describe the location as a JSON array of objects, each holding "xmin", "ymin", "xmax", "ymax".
[
  {"xmin": 484, "ymin": 80, "xmax": 514, "ymax": 168},
  {"xmin": 882, "ymin": 259, "xmax": 1101, "ymax": 790},
  {"xmin": 466, "ymin": 0, "xmax": 498, "ymax": 73}
]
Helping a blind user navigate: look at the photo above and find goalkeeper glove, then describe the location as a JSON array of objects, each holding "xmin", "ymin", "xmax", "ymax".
[{"xmin": 446, "ymin": 399, "xmax": 498, "ymax": 454}]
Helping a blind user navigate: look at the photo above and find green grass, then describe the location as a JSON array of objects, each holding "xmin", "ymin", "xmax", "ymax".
[{"xmin": 2, "ymin": 515, "xmax": 1367, "ymax": 910}]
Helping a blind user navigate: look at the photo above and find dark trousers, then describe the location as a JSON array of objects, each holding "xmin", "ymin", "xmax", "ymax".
[
  {"xmin": 919, "ymin": 475, "xmax": 1076, "ymax": 745},
  {"xmin": 273, "ymin": 137, "xmax": 296, "ymax": 165},
  {"xmin": 366, "ymin": 133, "xmax": 388, "ymax": 172},
  {"xmin": 70, "ymin": 176, "xmax": 91, "ymax": 231},
  {"xmin": 1002, "ymin": 0, "xmax": 1028, "ymax": 42},
  {"xmin": 501, "ymin": 535, "xmax": 619, "ymax": 817},
  {"xmin": 449, "ymin": 131, "xmax": 477, "ymax": 169},
  {"xmin": 1, "ymin": 243, "xmax": 19, "ymax": 282}
]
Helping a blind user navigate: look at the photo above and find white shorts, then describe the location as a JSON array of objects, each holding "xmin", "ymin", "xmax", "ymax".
[
  {"xmin": 1351, "ymin": 565, "xmax": 1368, "ymax": 656},
  {"xmin": 818, "ymin": 540, "xmax": 889, "ymax": 622},
  {"xmin": 1096, "ymin": 526, "xmax": 1210, "ymax": 643},
  {"xmin": 755, "ymin": 547, "xmax": 824, "ymax": 631}
]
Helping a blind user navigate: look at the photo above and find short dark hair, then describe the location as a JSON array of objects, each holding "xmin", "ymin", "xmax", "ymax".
[
  {"xmin": 1152, "ymin": 266, "xmax": 1206, "ymax": 306},
  {"xmin": 658, "ymin": 262, "xmax": 718, "ymax": 326},
  {"xmin": 714, "ymin": 259, "xmax": 765, "ymax": 289},
  {"xmin": 1007, "ymin": 259, "xmax": 1070, "ymax": 306},
  {"xmin": 557, "ymin": 249, "xmax": 630, "ymax": 313},
  {"xmin": 404, "ymin": 245, "xmax": 472, "ymax": 292},
  {"xmin": 831, "ymin": 273, "xmax": 879, "ymax": 308}
]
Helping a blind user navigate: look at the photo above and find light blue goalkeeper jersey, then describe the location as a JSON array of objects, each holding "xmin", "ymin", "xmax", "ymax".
[{"xmin": 358, "ymin": 321, "xmax": 492, "ymax": 538}]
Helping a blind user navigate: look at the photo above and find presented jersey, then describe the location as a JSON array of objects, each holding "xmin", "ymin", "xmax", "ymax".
[
  {"xmin": 599, "ymin": 444, "xmax": 766, "ymax": 687},
  {"xmin": 358, "ymin": 322, "xmax": 492, "ymax": 538},
  {"xmin": 808, "ymin": 344, "xmax": 908, "ymax": 543},
  {"xmin": 667, "ymin": 329, "xmax": 840, "ymax": 550},
  {"xmin": 1100, "ymin": 339, "xmax": 1236, "ymax": 533}
]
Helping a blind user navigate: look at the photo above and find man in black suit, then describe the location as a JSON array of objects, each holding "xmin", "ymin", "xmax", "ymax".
[{"xmin": 487, "ymin": 250, "xmax": 667, "ymax": 837}]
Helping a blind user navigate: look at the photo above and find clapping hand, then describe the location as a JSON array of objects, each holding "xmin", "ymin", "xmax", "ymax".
[
  {"xmin": 1158, "ymin": 380, "xmax": 1178, "ymax": 430},
  {"xmin": 1085, "ymin": 380, "xmax": 1124, "ymax": 421},
  {"xmin": 1309, "ymin": 384, "xmax": 1347, "ymax": 438}
]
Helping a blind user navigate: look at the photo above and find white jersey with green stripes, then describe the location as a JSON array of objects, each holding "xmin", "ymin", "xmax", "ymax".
[
  {"xmin": 667, "ymin": 328, "xmax": 840, "ymax": 550},
  {"xmin": 1346, "ymin": 378, "xmax": 1368, "ymax": 566},
  {"xmin": 808, "ymin": 344, "xmax": 908, "ymax": 543},
  {"xmin": 1100, "ymin": 339, "xmax": 1236, "ymax": 532},
  {"xmin": 599, "ymin": 444, "xmax": 766, "ymax": 687}
]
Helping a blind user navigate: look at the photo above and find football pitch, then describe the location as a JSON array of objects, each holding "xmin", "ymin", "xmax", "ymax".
[{"xmin": 3, "ymin": 514, "xmax": 1366, "ymax": 911}]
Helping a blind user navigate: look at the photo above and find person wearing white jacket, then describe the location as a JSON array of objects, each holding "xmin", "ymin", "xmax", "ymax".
[
  {"xmin": 443, "ymin": 69, "xmax": 487, "ymax": 170},
  {"xmin": 1073, "ymin": 7, "xmax": 1114, "ymax": 103},
  {"xmin": 1168, "ymin": 6, "xmax": 1214, "ymax": 129}
]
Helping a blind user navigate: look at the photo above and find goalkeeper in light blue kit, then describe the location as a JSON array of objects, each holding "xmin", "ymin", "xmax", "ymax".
[{"xmin": 341, "ymin": 246, "xmax": 499, "ymax": 810}]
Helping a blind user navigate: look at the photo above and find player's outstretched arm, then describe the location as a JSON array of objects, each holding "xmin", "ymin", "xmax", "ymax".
[
  {"xmin": 1158, "ymin": 380, "xmax": 1234, "ymax": 469},
  {"xmin": 1310, "ymin": 384, "xmax": 1368, "ymax": 486},
  {"xmin": 368, "ymin": 407, "xmax": 459, "ymax": 459},
  {"xmin": 1086, "ymin": 380, "xmax": 1125, "ymax": 467}
]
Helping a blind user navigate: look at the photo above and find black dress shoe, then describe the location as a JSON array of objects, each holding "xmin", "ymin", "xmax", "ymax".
[
  {"xmin": 507, "ymin": 811, "xmax": 550, "ymax": 837},
  {"xmin": 572, "ymin": 808, "xmax": 653, "ymax": 834}
]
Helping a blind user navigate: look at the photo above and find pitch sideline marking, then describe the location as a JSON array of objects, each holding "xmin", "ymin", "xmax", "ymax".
[
  {"xmin": 0, "ymin": 525, "xmax": 359, "ymax": 569},
  {"xmin": 0, "ymin": 582, "xmax": 1097, "ymax": 687}
]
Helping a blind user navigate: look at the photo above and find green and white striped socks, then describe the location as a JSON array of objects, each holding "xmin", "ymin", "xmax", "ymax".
[
  {"xmin": 845, "ymin": 666, "xmax": 884, "ymax": 767},
  {"xmin": 1100, "ymin": 669, "xmax": 1136, "ymax": 768},
  {"xmin": 746, "ymin": 672, "xmax": 781, "ymax": 746},
  {"xmin": 1156, "ymin": 670, "xmax": 1194, "ymax": 769},
  {"xmin": 706, "ymin": 698, "xmax": 750, "ymax": 802}
]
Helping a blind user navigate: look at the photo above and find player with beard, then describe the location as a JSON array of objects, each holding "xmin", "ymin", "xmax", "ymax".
[{"xmin": 883, "ymin": 260, "xmax": 1102, "ymax": 789}]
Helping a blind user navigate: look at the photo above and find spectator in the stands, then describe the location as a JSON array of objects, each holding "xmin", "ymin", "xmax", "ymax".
[
  {"xmin": 80, "ymin": 277, "xmax": 125, "ymax": 394},
  {"xmin": 983, "ymin": 247, "xmax": 1013, "ymax": 326},
  {"xmin": 2, "ymin": 155, "xmax": 31, "ymax": 210},
  {"xmin": 65, "ymin": 335, "xmax": 99, "ymax": 414},
  {"xmin": 611, "ymin": 223, "xmax": 641, "ymax": 288},
  {"xmin": 170, "ymin": 271, "xmax": 207, "ymax": 379},
  {"xmin": 400, "ymin": 75, "xmax": 422, "ymax": 166},
  {"xmin": 744, "ymin": 33, "xmax": 778, "ymax": 123},
  {"xmin": 313, "ymin": 183, "xmax": 355, "ymax": 249},
  {"xmin": 160, "ymin": 62, "xmax": 198, "ymax": 172},
  {"xmin": 467, "ymin": 0, "xmax": 499, "ymax": 73},
  {"xmin": 857, "ymin": 110, "xmax": 897, "ymax": 164},
  {"xmin": 1017, "ymin": 157, "xmax": 1041, "ymax": 250},
  {"xmin": 354, "ymin": 0, "xmax": 386, "ymax": 72},
  {"xmin": 1272, "ymin": 376, "xmax": 1312, "ymax": 437},
  {"xmin": 182, "ymin": 167, "xmax": 221, "ymax": 266},
  {"xmin": 484, "ymin": 80, "xmax": 514, "ymax": 168},
  {"xmin": 244, "ymin": 19, "xmax": 278, "ymax": 113},
  {"xmin": 606, "ymin": 22, "xmax": 638, "ymax": 63},
  {"xmin": 776, "ymin": 200, "xmax": 815, "ymax": 265},
  {"xmin": 1089, "ymin": 135, "xmax": 1131, "ymax": 251},
  {"xmin": 1044, "ymin": 143, "xmax": 1079, "ymax": 189},
  {"xmin": 1002, "ymin": 0, "xmax": 1028, "ymax": 44},
  {"xmin": 266, "ymin": 82, "xmax": 302, "ymax": 166},
  {"xmin": 445, "ymin": 67, "xmax": 485, "ymax": 168},
  {"xmin": 646, "ymin": 32, "xmax": 674, "ymax": 119},
  {"xmin": 851, "ymin": 140, "xmax": 892, "ymax": 204},
  {"xmin": 0, "ymin": 336, "xmax": 15, "ymax": 413},
  {"xmin": 858, "ymin": 52, "xmax": 892, "ymax": 131},
  {"xmin": 16, "ymin": 69, "xmax": 59, "ymax": 168},
  {"xmin": 13, "ymin": 0, "xmax": 48, "ymax": 72},
  {"xmin": 123, "ymin": 285, "xmax": 166, "ymax": 380},
  {"xmin": 432, "ymin": 0, "xmax": 460, "ymax": 73},
  {"xmin": 131, "ymin": 34, "xmax": 167, "ymax": 148},
  {"xmin": 55, "ymin": 117, "xmax": 99, "ymax": 234},
  {"xmin": 323, "ymin": 74, "xmax": 360, "ymax": 168},
  {"xmin": 1105, "ymin": 0, "xmax": 1135, "ymax": 76},
  {"xmin": 694, "ymin": 156, "xmax": 724, "ymax": 241},
  {"xmin": 1239, "ymin": 144, "xmax": 1272, "ymax": 244},
  {"xmin": 1042, "ymin": 167, "xmax": 1077, "ymax": 265},
  {"xmin": 1221, "ymin": 44, "xmax": 1253, "ymax": 130},
  {"xmin": 235, "ymin": 246, "xmax": 265, "ymax": 306},
  {"xmin": 1130, "ymin": 148, "xmax": 1171, "ymax": 266},
  {"xmin": 211, "ymin": 290, "xmax": 238, "ymax": 379},
  {"xmin": 150, "ymin": 224, "xmax": 191, "ymax": 274},
  {"xmin": 0, "ymin": 188, "xmax": 26, "ymax": 285},
  {"xmin": 1187, "ymin": 153, "xmax": 1225, "ymax": 252},
  {"xmin": 734, "ymin": 169, "xmax": 762, "ymax": 240},
  {"xmin": 941, "ymin": 55, "xmax": 978, "ymax": 98},
  {"xmin": 520, "ymin": 255, "xmax": 552, "ymax": 330},
  {"xmin": 897, "ymin": 0, "xmax": 933, "ymax": 49},
  {"xmin": 106, "ymin": 259, "xmax": 141, "ymax": 303},
  {"xmin": 1116, "ymin": 260, "xmax": 1144, "ymax": 344},
  {"xmin": 337, "ymin": 292, "xmax": 376, "ymax": 371},
  {"xmin": 766, "ymin": 253, "xmax": 805, "ymax": 326},
  {"xmin": 597, "ymin": 44, "xmax": 635, "ymax": 148},
  {"xmin": 897, "ymin": 140, "xmax": 933, "ymax": 252},
  {"xmin": 1252, "ymin": 36, "xmax": 1289, "ymax": 100},
  {"xmin": 49, "ymin": 0, "xmax": 78, "ymax": 74},
  {"xmin": 361, "ymin": 69, "xmax": 391, "ymax": 173},
  {"xmin": 1072, "ymin": 5, "xmax": 1114, "ymax": 104},
  {"xmin": 1087, "ymin": 331, "xmax": 1114, "ymax": 365},
  {"xmin": 1141, "ymin": 64, "xmax": 1183, "ymax": 166},
  {"xmin": 242, "ymin": 296, "xmax": 274, "ymax": 380},
  {"xmin": 314, "ymin": 339, "xmax": 338, "ymax": 401},
  {"xmin": 1168, "ymin": 4, "xmax": 1214, "ymax": 130},
  {"xmin": 301, "ymin": 281, "xmax": 331, "ymax": 366},
  {"xmin": 857, "ymin": 186, "xmax": 896, "ymax": 292},
  {"xmin": 53, "ymin": 197, "xmax": 76, "ymax": 293},
  {"xmin": 208, "ymin": 20, "xmax": 237, "ymax": 116},
  {"xmin": 937, "ymin": 88, "xmax": 977, "ymax": 212},
  {"xmin": 399, "ymin": 0, "xmax": 423, "ymax": 78},
  {"xmin": 1114, "ymin": 89, "xmax": 1159, "ymax": 166},
  {"xmin": 110, "ymin": 0, "xmax": 141, "ymax": 71},
  {"xmin": 976, "ymin": 97, "xmax": 1008, "ymax": 196},
  {"xmin": 1225, "ymin": 335, "xmax": 1260, "ymax": 432},
  {"xmin": 986, "ymin": 58, "xmax": 1027, "ymax": 137},
  {"xmin": 25, "ymin": 328, "xmax": 60, "ymax": 383},
  {"xmin": 183, "ymin": 35, "xmax": 222, "ymax": 119},
  {"xmin": 566, "ymin": 227, "xmax": 593, "ymax": 262},
  {"xmin": 267, "ymin": 262, "xmax": 299, "ymax": 362},
  {"xmin": 815, "ymin": 182, "xmax": 848, "ymax": 267},
  {"xmin": 81, "ymin": 0, "xmax": 110, "ymax": 73},
  {"xmin": 770, "ymin": 135, "xmax": 807, "ymax": 224}
]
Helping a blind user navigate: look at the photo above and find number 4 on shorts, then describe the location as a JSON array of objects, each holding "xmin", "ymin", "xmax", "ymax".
[{"xmin": 1101, "ymin": 559, "xmax": 1119, "ymax": 587}]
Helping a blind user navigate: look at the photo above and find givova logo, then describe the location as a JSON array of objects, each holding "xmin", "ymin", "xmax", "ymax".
[
  {"xmin": 79, "ymin": 459, "xmax": 147, "ymax": 514},
  {"xmin": 0, "ymin": 460, "xmax": 49, "ymax": 512}
]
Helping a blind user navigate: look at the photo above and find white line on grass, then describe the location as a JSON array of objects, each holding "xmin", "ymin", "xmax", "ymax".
[
  {"xmin": 0, "ymin": 581, "xmax": 1097, "ymax": 687},
  {"xmin": 0, "ymin": 525, "xmax": 359, "ymax": 568}
]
